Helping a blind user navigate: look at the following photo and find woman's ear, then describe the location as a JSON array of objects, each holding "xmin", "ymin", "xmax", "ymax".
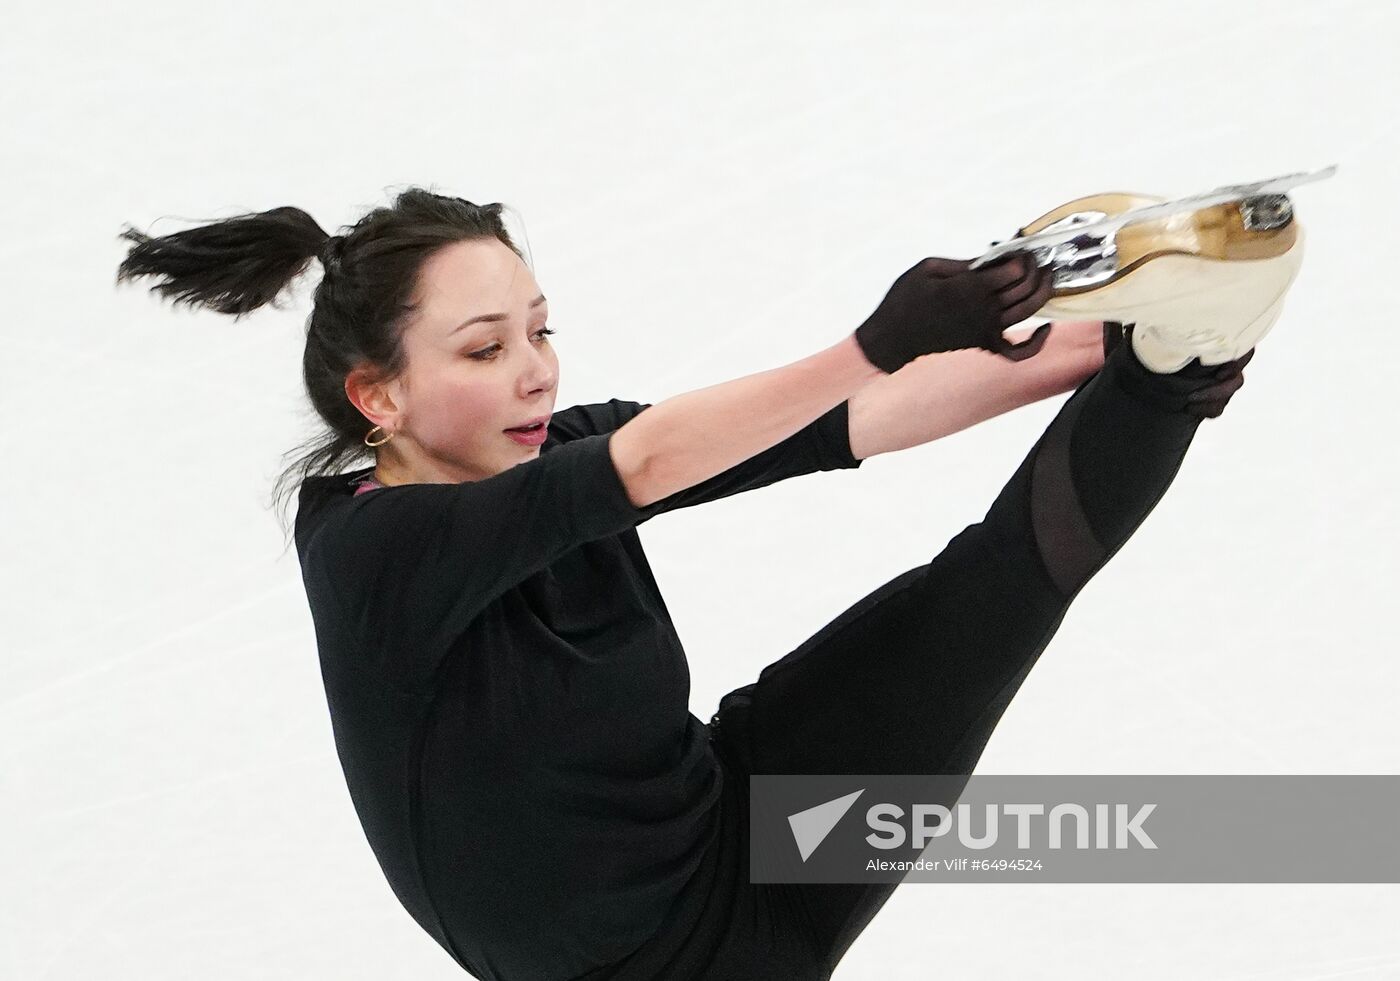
[{"xmin": 344, "ymin": 363, "xmax": 399, "ymax": 431}]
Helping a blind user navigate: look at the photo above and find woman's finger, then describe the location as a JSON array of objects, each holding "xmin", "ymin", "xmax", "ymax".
[
  {"xmin": 994, "ymin": 322, "xmax": 1052, "ymax": 361},
  {"xmin": 978, "ymin": 253, "xmax": 1034, "ymax": 289},
  {"xmin": 1186, "ymin": 372, "xmax": 1246, "ymax": 403},
  {"xmin": 1215, "ymin": 348, "xmax": 1256, "ymax": 377},
  {"xmin": 998, "ymin": 266, "xmax": 1056, "ymax": 327},
  {"xmin": 1185, "ymin": 371, "xmax": 1247, "ymax": 417},
  {"xmin": 921, "ymin": 257, "xmax": 974, "ymax": 278},
  {"xmin": 996, "ymin": 261, "xmax": 1043, "ymax": 307}
]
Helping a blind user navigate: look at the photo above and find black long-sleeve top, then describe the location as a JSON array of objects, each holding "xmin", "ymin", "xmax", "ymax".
[{"xmin": 294, "ymin": 397, "xmax": 863, "ymax": 980}]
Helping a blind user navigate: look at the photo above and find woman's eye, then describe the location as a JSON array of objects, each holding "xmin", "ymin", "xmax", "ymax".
[{"xmin": 468, "ymin": 327, "xmax": 556, "ymax": 361}]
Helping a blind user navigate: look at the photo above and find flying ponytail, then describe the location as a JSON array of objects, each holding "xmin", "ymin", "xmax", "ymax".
[{"xmin": 115, "ymin": 205, "xmax": 330, "ymax": 318}]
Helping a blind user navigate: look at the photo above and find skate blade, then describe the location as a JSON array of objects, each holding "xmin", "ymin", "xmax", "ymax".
[{"xmin": 969, "ymin": 164, "xmax": 1336, "ymax": 271}]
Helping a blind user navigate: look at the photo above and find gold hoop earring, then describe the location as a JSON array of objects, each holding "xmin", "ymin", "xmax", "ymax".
[{"xmin": 364, "ymin": 425, "xmax": 394, "ymax": 447}]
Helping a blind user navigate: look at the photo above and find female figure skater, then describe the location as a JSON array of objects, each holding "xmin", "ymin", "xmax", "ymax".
[{"xmin": 116, "ymin": 190, "xmax": 1252, "ymax": 980}]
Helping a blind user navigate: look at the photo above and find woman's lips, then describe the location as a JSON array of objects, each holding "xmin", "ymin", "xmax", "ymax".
[{"xmin": 505, "ymin": 422, "xmax": 548, "ymax": 446}]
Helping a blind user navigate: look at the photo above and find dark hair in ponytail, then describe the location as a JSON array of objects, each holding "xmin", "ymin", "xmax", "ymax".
[{"xmin": 114, "ymin": 187, "xmax": 530, "ymax": 544}]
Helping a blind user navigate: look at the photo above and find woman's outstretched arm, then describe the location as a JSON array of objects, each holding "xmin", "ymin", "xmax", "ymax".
[
  {"xmin": 846, "ymin": 320, "xmax": 1106, "ymax": 462},
  {"xmin": 612, "ymin": 253, "xmax": 1059, "ymax": 506},
  {"xmin": 612, "ymin": 333, "xmax": 881, "ymax": 508}
]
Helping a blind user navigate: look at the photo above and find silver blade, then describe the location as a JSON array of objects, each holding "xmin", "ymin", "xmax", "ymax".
[{"xmin": 968, "ymin": 164, "xmax": 1337, "ymax": 270}]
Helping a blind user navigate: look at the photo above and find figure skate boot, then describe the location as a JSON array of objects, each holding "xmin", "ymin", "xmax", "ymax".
[{"xmin": 973, "ymin": 166, "xmax": 1333, "ymax": 372}]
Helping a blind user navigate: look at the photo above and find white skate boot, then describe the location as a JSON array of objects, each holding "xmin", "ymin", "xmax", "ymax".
[{"xmin": 973, "ymin": 167, "xmax": 1332, "ymax": 372}]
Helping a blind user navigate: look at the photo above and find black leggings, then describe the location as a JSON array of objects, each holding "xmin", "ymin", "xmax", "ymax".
[{"xmin": 701, "ymin": 339, "xmax": 1229, "ymax": 979}]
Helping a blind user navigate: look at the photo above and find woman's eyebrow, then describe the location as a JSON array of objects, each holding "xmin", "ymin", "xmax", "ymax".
[{"xmin": 451, "ymin": 294, "xmax": 548, "ymax": 334}]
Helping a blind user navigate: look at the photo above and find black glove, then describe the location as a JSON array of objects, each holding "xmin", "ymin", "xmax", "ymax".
[
  {"xmin": 1111, "ymin": 323, "xmax": 1255, "ymax": 419},
  {"xmin": 853, "ymin": 253, "xmax": 1055, "ymax": 373}
]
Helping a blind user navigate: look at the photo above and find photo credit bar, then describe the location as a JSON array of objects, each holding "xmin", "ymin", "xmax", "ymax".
[{"xmin": 749, "ymin": 774, "xmax": 1400, "ymax": 884}]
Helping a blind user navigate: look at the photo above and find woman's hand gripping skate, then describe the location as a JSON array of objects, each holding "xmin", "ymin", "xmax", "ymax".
[
  {"xmin": 1111, "ymin": 323, "xmax": 1256, "ymax": 419},
  {"xmin": 853, "ymin": 252, "xmax": 1056, "ymax": 373}
]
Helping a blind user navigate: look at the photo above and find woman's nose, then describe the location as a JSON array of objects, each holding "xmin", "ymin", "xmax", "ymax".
[{"xmin": 521, "ymin": 346, "xmax": 556, "ymax": 389}]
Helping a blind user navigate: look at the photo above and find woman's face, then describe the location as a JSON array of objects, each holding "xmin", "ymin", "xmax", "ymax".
[{"xmin": 362, "ymin": 237, "xmax": 559, "ymax": 484}]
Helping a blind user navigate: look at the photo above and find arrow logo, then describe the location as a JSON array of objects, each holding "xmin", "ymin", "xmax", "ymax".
[{"xmin": 787, "ymin": 789, "xmax": 865, "ymax": 862}]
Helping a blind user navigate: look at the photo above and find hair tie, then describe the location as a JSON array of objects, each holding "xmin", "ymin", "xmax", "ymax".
[{"xmin": 319, "ymin": 234, "xmax": 346, "ymax": 270}]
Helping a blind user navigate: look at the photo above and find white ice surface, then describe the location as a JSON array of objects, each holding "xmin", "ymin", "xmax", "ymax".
[{"xmin": 3, "ymin": 0, "xmax": 1398, "ymax": 978}]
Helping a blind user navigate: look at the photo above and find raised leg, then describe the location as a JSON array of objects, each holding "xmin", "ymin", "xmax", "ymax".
[{"xmin": 706, "ymin": 333, "xmax": 1254, "ymax": 975}]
